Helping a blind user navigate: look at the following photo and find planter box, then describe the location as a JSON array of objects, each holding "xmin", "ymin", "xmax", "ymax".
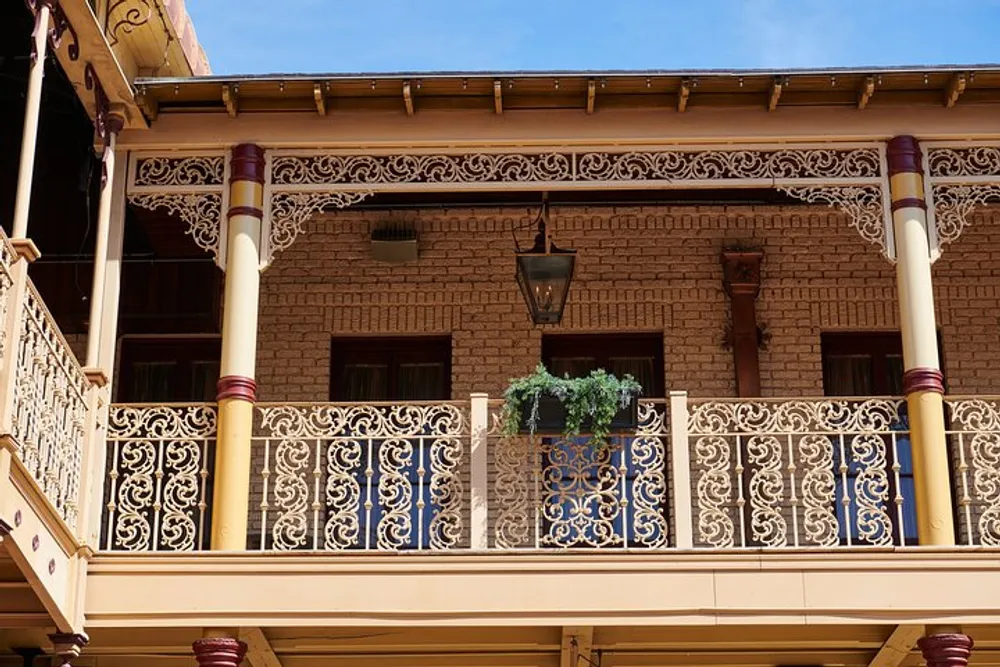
[{"xmin": 520, "ymin": 395, "xmax": 639, "ymax": 435}]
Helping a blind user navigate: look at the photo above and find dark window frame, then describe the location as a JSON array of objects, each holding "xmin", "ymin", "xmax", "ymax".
[
  {"xmin": 116, "ymin": 335, "xmax": 222, "ymax": 403},
  {"xmin": 541, "ymin": 332, "xmax": 665, "ymax": 398},
  {"xmin": 329, "ymin": 336, "xmax": 452, "ymax": 402}
]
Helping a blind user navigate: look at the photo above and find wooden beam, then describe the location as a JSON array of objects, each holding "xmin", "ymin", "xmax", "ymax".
[
  {"xmin": 767, "ymin": 77, "xmax": 784, "ymax": 112},
  {"xmin": 868, "ymin": 625, "xmax": 924, "ymax": 667},
  {"xmin": 313, "ymin": 83, "xmax": 327, "ymax": 116},
  {"xmin": 493, "ymin": 79, "xmax": 503, "ymax": 114},
  {"xmin": 239, "ymin": 627, "xmax": 282, "ymax": 667},
  {"xmin": 402, "ymin": 80, "xmax": 414, "ymax": 116},
  {"xmin": 135, "ymin": 87, "xmax": 159, "ymax": 121},
  {"xmin": 945, "ymin": 72, "xmax": 968, "ymax": 108},
  {"xmin": 222, "ymin": 84, "xmax": 238, "ymax": 117},
  {"xmin": 857, "ymin": 75, "xmax": 875, "ymax": 110},
  {"xmin": 561, "ymin": 627, "xmax": 594, "ymax": 667},
  {"xmin": 677, "ymin": 78, "xmax": 691, "ymax": 112},
  {"xmin": 586, "ymin": 79, "xmax": 596, "ymax": 114}
]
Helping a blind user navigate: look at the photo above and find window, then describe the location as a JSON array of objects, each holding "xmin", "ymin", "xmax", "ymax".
[
  {"xmin": 821, "ymin": 332, "xmax": 917, "ymax": 544},
  {"xmin": 542, "ymin": 333, "xmax": 665, "ymax": 398},
  {"xmin": 117, "ymin": 337, "xmax": 221, "ymax": 402},
  {"xmin": 330, "ymin": 337, "xmax": 451, "ymax": 401},
  {"xmin": 539, "ymin": 333, "xmax": 666, "ymax": 547},
  {"xmin": 328, "ymin": 336, "xmax": 452, "ymax": 550}
]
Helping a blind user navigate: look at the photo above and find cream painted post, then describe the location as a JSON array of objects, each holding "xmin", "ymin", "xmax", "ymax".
[
  {"xmin": 669, "ymin": 390, "xmax": 693, "ymax": 549},
  {"xmin": 12, "ymin": 2, "xmax": 52, "ymax": 242},
  {"xmin": 886, "ymin": 136, "xmax": 955, "ymax": 546},
  {"xmin": 469, "ymin": 392, "xmax": 489, "ymax": 549},
  {"xmin": 78, "ymin": 138, "xmax": 128, "ymax": 550},
  {"xmin": 84, "ymin": 118, "xmax": 125, "ymax": 371},
  {"xmin": 211, "ymin": 144, "xmax": 266, "ymax": 551}
]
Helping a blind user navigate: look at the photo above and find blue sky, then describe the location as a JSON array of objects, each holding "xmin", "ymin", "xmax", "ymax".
[{"xmin": 186, "ymin": 0, "xmax": 1000, "ymax": 75}]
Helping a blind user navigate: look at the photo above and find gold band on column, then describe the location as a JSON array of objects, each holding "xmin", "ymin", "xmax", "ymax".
[
  {"xmin": 886, "ymin": 135, "xmax": 955, "ymax": 546},
  {"xmin": 210, "ymin": 144, "xmax": 265, "ymax": 551}
]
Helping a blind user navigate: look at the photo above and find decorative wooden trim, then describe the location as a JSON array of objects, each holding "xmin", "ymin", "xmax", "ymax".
[
  {"xmin": 227, "ymin": 206, "xmax": 263, "ymax": 219},
  {"xmin": 902, "ymin": 367, "xmax": 945, "ymax": 395},
  {"xmin": 230, "ymin": 144, "xmax": 265, "ymax": 184},
  {"xmin": 49, "ymin": 633, "xmax": 88, "ymax": 666},
  {"xmin": 891, "ymin": 197, "xmax": 927, "ymax": 211},
  {"xmin": 217, "ymin": 375, "xmax": 258, "ymax": 403},
  {"xmin": 193, "ymin": 638, "xmax": 248, "ymax": 667},
  {"xmin": 887, "ymin": 135, "xmax": 923, "ymax": 175},
  {"xmin": 917, "ymin": 634, "xmax": 973, "ymax": 667}
]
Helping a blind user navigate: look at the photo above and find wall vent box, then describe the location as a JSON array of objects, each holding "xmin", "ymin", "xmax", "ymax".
[{"xmin": 371, "ymin": 225, "xmax": 418, "ymax": 263}]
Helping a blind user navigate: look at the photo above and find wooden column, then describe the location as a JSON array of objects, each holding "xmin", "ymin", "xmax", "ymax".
[
  {"xmin": 210, "ymin": 144, "xmax": 265, "ymax": 551},
  {"xmin": 721, "ymin": 249, "xmax": 764, "ymax": 397},
  {"xmin": 887, "ymin": 135, "xmax": 954, "ymax": 545},
  {"xmin": 11, "ymin": 1, "xmax": 53, "ymax": 248}
]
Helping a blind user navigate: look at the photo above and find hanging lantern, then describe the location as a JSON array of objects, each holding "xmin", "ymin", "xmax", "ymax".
[{"xmin": 515, "ymin": 200, "xmax": 576, "ymax": 324}]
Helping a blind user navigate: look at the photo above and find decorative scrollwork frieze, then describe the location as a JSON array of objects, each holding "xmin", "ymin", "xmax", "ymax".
[
  {"xmin": 932, "ymin": 184, "xmax": 1000, "ymax": 247},
  {"xmin": 267, "ymin": 191, "xmax": 373, "ymax": 260},
  {"xmin": 134, "ymin": 156, "xmax": 226, "ymax": 187},
  {"xmin": 128, "ymin": 193, "xmax": 222, "ymax": 260},
  {"xmin": 928, "ymin": 147, "xmax": 1000, "ymax": 178},
  {"xmin": 780, "ymin": 185, "xmax": 889, "ymax": 258},
  {"xmin": 269, "ymin": 147, "xmax": 881, "ymax": 187}
]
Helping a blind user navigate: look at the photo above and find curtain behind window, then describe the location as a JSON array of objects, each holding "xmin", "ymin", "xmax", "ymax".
[
  {"xmin": 340, "ymin": 364, "xmax": 389, "ymax": 402},
  {"xmin": 823, "ymin": 355, "xmax": 873, "ymax": 396}
]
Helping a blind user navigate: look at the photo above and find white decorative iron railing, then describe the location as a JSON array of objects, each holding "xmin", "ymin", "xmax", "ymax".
[
  {"xmin": 945, "ymin": 396, "xmax": 1000, "ymax": 546},
  {"xmin": 0, "ymin": 229, "xmax": 96, "ymax": 533},
  {"xmin": 251, "ymin": 402, "xmax": 469, "ymax": 551},
  {"xmin": 489, "ymin": 399, "xmax": 671, "ymax": 549},
  {"xmin": 100, "ymin": 393, "xmax": 1000, "ymax": 553},
  {"xmin": 103, "ymin": 404, "xmax": 217, "ymax": 551},
  {"xmin": 687, "ymin": 397, "xmax": 912, "ymax": 548}
]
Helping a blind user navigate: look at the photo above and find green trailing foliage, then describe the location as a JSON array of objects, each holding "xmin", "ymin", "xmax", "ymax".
[{"xmin": 500, "ymin": 364, "xmax": 642, "ymax": 445}]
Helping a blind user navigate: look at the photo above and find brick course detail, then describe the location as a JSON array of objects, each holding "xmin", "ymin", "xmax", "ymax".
[{"xmin": 253, "ymin": 204, "xmax": 1000, "ymax": 401}]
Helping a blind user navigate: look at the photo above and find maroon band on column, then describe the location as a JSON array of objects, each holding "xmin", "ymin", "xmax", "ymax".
[
  {"xmin": 227, "ymin": 206, "xmax": 264, "ymax": 219},
  {"xmin": 890, "ymin": 197, "xmax": 928, "ymax": 212},
  {"xmin": 918, "ymin": 634, "xmax": 974, "ymax": 667},
  {"xmin": 230, "ymin": 144, "xmax": 265, "ymax": 184},
  {"xmin": 193, "ymin": 638, "xmax": 248, "ymax": 667},
  {"xmin": 217, "ymin": 375, "xmax": 258, "ymax": 402},
  {"xmin": 902, "ymin": 367, "xmax": 945, "ymax": 395},
  {"xmin": 886, "ymin": 135, "xmax": 924, "ymax": 176}
]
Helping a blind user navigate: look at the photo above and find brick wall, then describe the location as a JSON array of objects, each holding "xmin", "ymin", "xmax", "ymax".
[{"xmin": 255, "ymin": 204, "xmax": 1000, "ymax": 401}]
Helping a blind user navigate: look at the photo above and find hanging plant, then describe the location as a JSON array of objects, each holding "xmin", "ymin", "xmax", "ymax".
[{"xmin": 500, "ymin": 364, "xmax": 642, "ymax": 445}]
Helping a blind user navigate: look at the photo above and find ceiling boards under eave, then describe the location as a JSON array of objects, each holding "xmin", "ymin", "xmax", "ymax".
[{"xmin": 132, "ymin": 68, "xmax": 997, "ymax": 119}]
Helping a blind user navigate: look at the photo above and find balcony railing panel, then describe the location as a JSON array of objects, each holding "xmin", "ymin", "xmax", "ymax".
[
  {"xmin": 946, "ymin": 396, "xmax": 1000, "ymax": 546},
  {"xmin": 488, "ymin": 399, "xmax": 671, "ymax": 549},
  {"xmin": 687, "ymin": 397, "xmax": 911, "ymax": 548},
  {"xmin": 104, "ymin": 404, "xmax": 216, "ymax": 551},
  {"xmin": 251, "ymin": 402, "xmax": 469, "ymax": 551}
]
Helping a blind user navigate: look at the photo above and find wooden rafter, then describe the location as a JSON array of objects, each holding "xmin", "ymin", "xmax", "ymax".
[
  {"xmin": 767, "ymin": 77, "xmax": 784, "ymax": 112},
  {"xmin": 561, "ymin": 627, "xmax": 594, "ymax": 667},
  {"xmin": 222, "ymin": 84, "xmax": 238, "ymax": 117},
  {"xmin": 945, "ymin": 72, "xmax": 968, "ymax": 107},
  {"xmin": 313, "ymin": 83, "xmax": 327, "ymax": 116},
  {"xmin": 239, "ymin": 628, "xmax": 282, "ymax": 667},
  {"xmin": 677, "ymin": 78, "xmax": 692, "ymax": 112},
  {"xmin": 493, "ymin": 79, "xmax": 503, "ymax": 114},
  {"xmin": 135, "ymin": 87, "xmax": 159, "ymax": 121},
  {"xmin": 402, "ymin": 80, "xmax": 414, "ymax": 116},
  {"xmin": 857, "ymin": 75, "xmax": 875, "ymax": 110},
  {"xmin": 586, "ymin": 79, "xmax": 596, "ymax": 114},
  {"xmin": 868, "ymin": 625, "xmax": 924, "ymax": 667}
]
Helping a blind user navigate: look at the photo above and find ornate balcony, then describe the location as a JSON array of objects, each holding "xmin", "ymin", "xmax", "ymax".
[{"xmin": 99, "ymin": 395, "xmax": 1000, "ymax": 552}]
